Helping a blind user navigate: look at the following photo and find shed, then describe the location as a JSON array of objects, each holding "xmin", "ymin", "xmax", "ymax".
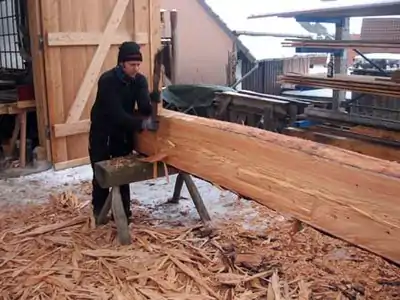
[
  {"xmin": 0, "ymin": 0, "xmax": 160, "ymax": 171},
  {"xmin": 160, "ymin": 0, "xmax": 320, "ymax": 92}
]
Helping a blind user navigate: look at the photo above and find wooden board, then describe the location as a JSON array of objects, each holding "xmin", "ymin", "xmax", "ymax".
[
  {"xmin": 0, "ymin": 101, "xmax": 36, "ymax": 115},
  {"xmin": 278, "ymin": 73, "xmax": 400, "ymax": 98},
  {"xmin": 136, "ymin": 109, "xmax": 400, "ymax": 264},
  {"xmin": 28, "ymin": 0, "xmax": 52, "ymax": 161},
  {"xmin": 350, "ymin": 126, "xmax": 400, "ymax": 143},
  {"xmin": 283, "ymin": 39, "xmax": 400, "ymax": 50},
  {"xmin": 40, "ymin": 0, "xmax": 161, "ymax": 168},
  {"xmin": 282, "ymin": 127, "xmax": 400, "ymax": 162}
]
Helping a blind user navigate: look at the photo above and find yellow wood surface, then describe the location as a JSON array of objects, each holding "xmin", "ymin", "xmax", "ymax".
[{"xmin": 136, "ymin": 109, "xmax": 400, "ymax": 264}]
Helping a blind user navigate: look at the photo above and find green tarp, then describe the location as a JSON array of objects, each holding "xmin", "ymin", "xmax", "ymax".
[{"xmin": 161, "ymin": 84, "xmax": 235, "ymax": 109}]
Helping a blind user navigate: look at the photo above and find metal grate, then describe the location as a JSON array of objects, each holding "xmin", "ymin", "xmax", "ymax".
[{"xmin": 0, "ymin": 0, "xmax": 24, "ymax": 70}]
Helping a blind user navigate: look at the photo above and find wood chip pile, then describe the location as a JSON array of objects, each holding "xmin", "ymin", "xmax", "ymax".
[{"xmin": 0, "ymin": 193, "xmax": 399, "ymax": 299}]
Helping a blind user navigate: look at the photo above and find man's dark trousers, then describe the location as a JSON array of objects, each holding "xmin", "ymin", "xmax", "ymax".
[{"xmin": 88, "ymin": 129, "xmax": 133, "ymax": 218}]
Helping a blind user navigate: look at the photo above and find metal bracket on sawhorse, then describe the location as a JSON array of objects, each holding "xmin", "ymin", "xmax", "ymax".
[{"xmin": 94, "ymin": 155, "xmax": 212, "ymax": 245}]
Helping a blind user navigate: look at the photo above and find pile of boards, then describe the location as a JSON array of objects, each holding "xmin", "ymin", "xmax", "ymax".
[
  {"xmin": 277, "ymin": 73, "xmax": 400, "ymax": 97},
  {"xmin": 282, "ymin": 39, "xmax": 400, "ymax": 50},
  {"xmin": 137, "ymin": 109, "xmax": 400, "ymax": 265}
]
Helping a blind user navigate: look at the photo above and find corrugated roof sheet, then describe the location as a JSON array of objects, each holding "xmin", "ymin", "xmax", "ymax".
[{"xmin": 248, "ymin": 0, "xmax": 400, "ymax": 19}]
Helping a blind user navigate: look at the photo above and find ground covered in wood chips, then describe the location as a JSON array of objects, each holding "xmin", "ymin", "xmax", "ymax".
[{"xmin": 0, "ymin": 189, "xmax": 399, "ymax": 300}]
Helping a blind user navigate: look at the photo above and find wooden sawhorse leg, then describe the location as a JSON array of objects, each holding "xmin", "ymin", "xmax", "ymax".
[
  {"xmin": 19, "ymin": 111, "xmax": 27, "ymax": 167},
  {"xmin": 168, "ymin": 172, "xmax": 184, "ymax": 203},
  {"xmin": 169, "ymin": 172, "xmax": 211, "ymax": 224},
  {"xmin": 6, "ymin": 111, "xmax": 27, "ymax": 167},
  {"xmin": 97, "ymin": 186, "xmax": 131, "ymax": 245}
]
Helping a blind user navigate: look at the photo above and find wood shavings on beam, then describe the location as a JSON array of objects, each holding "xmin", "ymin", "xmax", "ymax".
[{"xmin": 0, "ymin": 192, "xmax": 399, "ymax": 299}]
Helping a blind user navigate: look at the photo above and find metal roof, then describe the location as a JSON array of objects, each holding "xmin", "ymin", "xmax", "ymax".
[{"xmin": 248, "ymin": 0, "xmax": 400, "ymax": 19}]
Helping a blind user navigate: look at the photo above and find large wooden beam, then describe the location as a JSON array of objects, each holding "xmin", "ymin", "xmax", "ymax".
[{"xmin": 136, "ymin": 110, "xmax": 400, "ymax": 264}]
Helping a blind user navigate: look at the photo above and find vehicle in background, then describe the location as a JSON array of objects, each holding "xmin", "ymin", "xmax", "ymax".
[{"xmin": 350, "ymin": 53, "xmax": 400, "ymax": 72}]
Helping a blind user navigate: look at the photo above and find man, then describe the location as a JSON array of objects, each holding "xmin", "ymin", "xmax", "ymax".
[{"xmin": 89, "ymin": 41, "xmax": 158, "ymax": 225}]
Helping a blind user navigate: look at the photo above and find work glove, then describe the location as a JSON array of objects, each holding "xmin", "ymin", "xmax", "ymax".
[{"xmin": 141, "ymin": 117, "xmax": 159, "ymax": 132}]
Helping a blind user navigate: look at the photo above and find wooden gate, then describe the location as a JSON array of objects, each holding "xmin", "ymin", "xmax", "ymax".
[{"xmin": 40, "ymin": 0, "xmax": 160, "ymax": 170}]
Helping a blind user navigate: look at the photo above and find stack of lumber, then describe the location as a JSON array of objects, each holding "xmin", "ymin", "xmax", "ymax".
[
  {"xmin": 277, "ymin": 73, "xmax": 400, "ymax": 97},
  {"xmin": 1, "ymin": 190, "xmax": 400, "ymax": 299},
  {"xmin": 389, "ymin": 70, "xmax": 400, "ymax": 83},
  {"xmin": 137, "ymin": 110, "xmax": 400, "ymax": 265},
  {"xmin": 282, "ymin": 125, "xmax": 400, "ymax": 163},
  {"xmin": 282, "ymin": 39, "xmax": 400, "ymax": 50}
]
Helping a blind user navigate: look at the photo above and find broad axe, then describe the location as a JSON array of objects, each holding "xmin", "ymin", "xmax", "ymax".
[{"xmin": 145, "ymin": 47, "xmax": 164, "ymax": 131}]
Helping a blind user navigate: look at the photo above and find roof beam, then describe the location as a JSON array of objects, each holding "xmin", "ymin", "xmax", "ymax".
[
  {"xmin": 247, "ymin": 1, "xmax": 400, "ymax": 19},
  {"xmin": 232, "ymin": 30, "xmax": 312, "ymax": 39}
]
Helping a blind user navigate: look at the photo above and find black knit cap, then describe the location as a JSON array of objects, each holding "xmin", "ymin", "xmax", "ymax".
[{"xmin": 118, "ymin": 41, "xmax": 143, "ymax": 63}]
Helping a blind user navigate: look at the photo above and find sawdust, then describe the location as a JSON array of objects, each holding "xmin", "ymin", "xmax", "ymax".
[{"xmin": 0, "ymin": 193, "xmax": 399, "ymax": 300}]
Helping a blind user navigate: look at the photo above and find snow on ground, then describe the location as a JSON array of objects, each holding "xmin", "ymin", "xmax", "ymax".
[{"xmin": 0, "ymin": 164, "xmax": 285, "ymax": 229}]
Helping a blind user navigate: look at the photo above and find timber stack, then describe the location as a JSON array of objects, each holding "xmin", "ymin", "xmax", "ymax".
[
  {"xmin": 277, "ymin": 73, "xmax": 400, "ymax": 97},
  {"xmin": 282, "ymin": 38, "xmax": 400, "ymax": 50},
  {"xmin": 137, "ymin": 109, "xmax": 400, "ymax": 265}
]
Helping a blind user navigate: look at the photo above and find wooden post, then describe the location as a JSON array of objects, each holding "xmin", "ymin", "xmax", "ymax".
[
  {"xmin": 332, "ymin": 18, "xmax": 349, "ymax": 111},
  {"xmin": 111, "ymin": 187, "xmax": 131, "ymax": 245},
  {"xmin": 170, "ymin": 9, "xmax": 178, "ymax": 84},
  {"xmin": 19, "ymin": 112, "xmax": 27, "ymax": 167},
  {"xmin": 169, "ymin": 172, "xmax": 184, "ymax": 203},
  {"xmin": 97, "ymin": 193, "xmax": 112, "ymax": 225},
  {"xmin": 160, "ymin": 9, "xmax": 166, "ymax": 38},
  {"xmin": 181, "ymin": 172, "xmax": 211, "ymax": 223},
  {"xmin": 96, "ymin": 186, "xmax": 131, "ymax": 245},
  {"xmin": 8, "ymin": 115, "xmax": 21, "ymax": 157},
  {"xmin": 27, "ymin": 0, "xmax": 52, "ymax": 162}
]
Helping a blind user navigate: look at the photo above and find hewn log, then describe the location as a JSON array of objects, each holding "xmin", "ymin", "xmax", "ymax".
[{"xmin": 136, "ymin": 110, "xmax": 400, "ymax": 264}]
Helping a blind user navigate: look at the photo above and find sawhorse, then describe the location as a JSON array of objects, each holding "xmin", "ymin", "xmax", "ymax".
[{"xmin": 94, "ymin": 154, "xmax": 212, "ymax": 245}]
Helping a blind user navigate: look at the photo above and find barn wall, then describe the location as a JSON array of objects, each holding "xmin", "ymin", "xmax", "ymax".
[
  {"xmin": 240, "ymin": 54, "xmax": 311, "ymax": 95},
  {"xmin": 160, "ymin": 0, "xmax": 233, "ymax": 85}
]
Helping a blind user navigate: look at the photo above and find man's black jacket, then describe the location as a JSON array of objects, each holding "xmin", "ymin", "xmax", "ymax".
[{"xmin": 89, "ymin": 67, "xmax": 152, "ymax": 154}]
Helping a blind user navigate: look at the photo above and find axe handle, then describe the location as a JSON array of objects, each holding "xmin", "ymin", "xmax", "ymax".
[{"xmin": 151, "ymin": 48, "xmax": 163, "ymax": 121}]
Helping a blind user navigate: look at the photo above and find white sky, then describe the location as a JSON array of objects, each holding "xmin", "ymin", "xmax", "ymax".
[
  {"xmin": 204, "ymin": 0, "xmax": 375, "ymax": 34},
  {"xmin": 204, "ymin": 0, "xmax": 400, "ymax": 60}
]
